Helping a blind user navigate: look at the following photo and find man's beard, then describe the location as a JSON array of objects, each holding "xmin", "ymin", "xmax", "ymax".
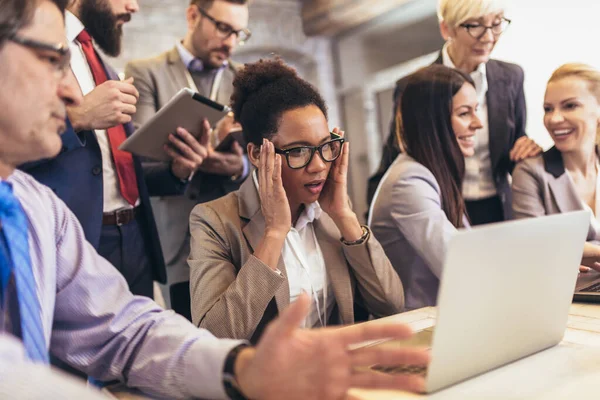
[{"xmin": 79, "ymin": 0, "xmax": 129, "ymax": 57}]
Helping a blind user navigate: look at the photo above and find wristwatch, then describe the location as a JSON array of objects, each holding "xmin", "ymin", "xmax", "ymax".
[
  {"xmin": 223, "ymin": 343, "xmax": 250, "ymax": 400},
  {"xmin": 341, "ymin": 225, "xmax": 370, "ymax": 246}
]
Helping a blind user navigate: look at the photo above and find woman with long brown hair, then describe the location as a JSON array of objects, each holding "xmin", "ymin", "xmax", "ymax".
[{"xmin": 369, "ymin": 64, "xmax": 481, "ymax": 310}]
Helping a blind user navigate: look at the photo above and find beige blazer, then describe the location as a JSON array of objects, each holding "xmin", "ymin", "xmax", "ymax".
[
  {"xmin": 512, "ymin": 147, "xmax": 600, "ymax": 241},
  {"xmin": 189, "ymin": 178, "xmax": 404, "ymax": 342},
  {"xmin": 124, "ymin": 47, "xmax": 241, "ymax": 289}
]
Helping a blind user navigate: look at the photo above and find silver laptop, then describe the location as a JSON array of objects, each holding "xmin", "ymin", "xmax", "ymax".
[{"xmin": 372, "ymin": 211, "xmax": 590, "ymax": 393}]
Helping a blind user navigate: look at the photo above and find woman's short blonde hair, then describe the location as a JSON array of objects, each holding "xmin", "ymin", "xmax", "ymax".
[
  {"xmin": 549, "ymin": 63, "xmax": 600, "ymax": 103},
  {"xmin": 438, "ymin": 0, "xmax": 505, "ymax": 28}
]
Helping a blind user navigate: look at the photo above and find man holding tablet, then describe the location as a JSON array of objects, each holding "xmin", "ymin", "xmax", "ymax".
[{"xmin": 125, "ymin": 0, "xmax": 251, "ymax": 310}]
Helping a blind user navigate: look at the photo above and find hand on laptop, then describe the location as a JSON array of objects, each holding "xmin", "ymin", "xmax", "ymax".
[
  {"xmin": 580, "ymin": 243, "xmax": 600, "ymax": 273},
  {"xmin": 234, "ymin": 293, "xmax": 429, "ymax": 400},
  {"xmin": 165, "ymin": 119, "xmax": 210, "ymax": 180}
]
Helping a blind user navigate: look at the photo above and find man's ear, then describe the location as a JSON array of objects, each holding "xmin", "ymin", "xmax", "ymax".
[
  {"xmin": 247, "ymin": 142, "xmax": 260, "ymax": 168},
  {"xmin": 186, "ymin": 5, "xmax": 200, "ymax": 31}
]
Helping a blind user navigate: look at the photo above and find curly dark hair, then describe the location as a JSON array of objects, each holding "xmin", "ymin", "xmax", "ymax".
[
  {"xmin": 230, "ymin": 58, "xmax": 328, "ymax": 146},
  {"xmin": 0, "ymin": 0, "xmax": 69, "ymax": 48}
]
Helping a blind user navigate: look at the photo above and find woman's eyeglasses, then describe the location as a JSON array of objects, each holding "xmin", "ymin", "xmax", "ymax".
[
  {"xmin": 274, "ymin": 134, "xmax": 346, "ymax": 169},
  {"xmin": 459, "ymin": 17, "xmax": 511, "ymax": 39}
]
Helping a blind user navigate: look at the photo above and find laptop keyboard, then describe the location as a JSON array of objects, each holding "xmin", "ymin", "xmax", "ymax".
[
  {"xmin": 371, "ymin": 364, "xmax": 428, "ymax": 376},
  {"xmin": 580, "ymin": 281, "xmax": 600, "ymax": 293}
]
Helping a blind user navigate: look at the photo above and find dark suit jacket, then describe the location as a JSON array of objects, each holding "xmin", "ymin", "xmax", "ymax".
[
  {"xmin": 366, "ymin": 54, "xmax": 527, "ymax": 220},
  {"xmin": 19, "ymin": 62, "xmax": 167, "ymax": 284}
]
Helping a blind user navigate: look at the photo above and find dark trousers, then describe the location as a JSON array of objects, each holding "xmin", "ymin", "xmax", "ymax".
[
  {"xmin": 465, "ymin": 195, "xmax": 505, "ymax": 226},
  {"xmin": 98, "ymin": 213, "xmax": 154, "ymax": 299}
]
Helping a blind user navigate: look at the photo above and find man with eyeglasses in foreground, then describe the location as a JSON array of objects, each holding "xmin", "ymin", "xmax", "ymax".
[
  {"xmin": 0, "ymin": 2, "xmax": 430, "ymax": 398},
  {"xmin": 125, "ymin": 0, "xmax": 251, "ymax": 313}
]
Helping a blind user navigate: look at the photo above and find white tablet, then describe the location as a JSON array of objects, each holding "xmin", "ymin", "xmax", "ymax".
[{"xmin": 120, "ymin": 88, "xmax": 230, "ymax": 161}]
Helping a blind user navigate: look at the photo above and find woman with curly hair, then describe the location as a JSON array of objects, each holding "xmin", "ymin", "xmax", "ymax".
[{"xmin": 188, "ymin": 59, "xmax": 404, "ymax": 342}]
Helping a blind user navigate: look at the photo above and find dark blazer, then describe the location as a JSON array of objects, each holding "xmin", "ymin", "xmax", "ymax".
[
  {"xmin": 366, "ymin": 54, "xmax": 527, "ymax": 220},
  {"xmin": 19, "ymin": 62, "xmax": 167, "ymax": 284}
]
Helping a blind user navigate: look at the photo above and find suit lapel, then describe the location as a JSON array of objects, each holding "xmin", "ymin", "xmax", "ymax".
[
  {"xmin": 166, "ymin": 47, "xmax": 191, "ymax": 91},
  {"xmin": 238, "ymin": 178, "xmax": 290, "ymax": 311},
  {"xmin": 486, "ymin": 60, "xmax": 511, "ymax": 173},
  {"xmin": 543, "ymin": 147, "xmax": 600, "ymax": 240},
  {"xmin": 313, "ymin": 215, "xmax": 354, "ymax": 324},
  {"xmin": 216, "ymin": 63, "xmax": 237, "ymax": 106},
  {"xmin": 543, "ymin": 147, "xmax": 586, "ymax": 214}
]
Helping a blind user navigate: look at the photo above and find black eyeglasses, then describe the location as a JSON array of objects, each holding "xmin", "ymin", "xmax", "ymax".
[
  {"xmin": 274, "ymin": 134, "xmax": 346, "ymax": 169},
  {"xmin": 197, "ymin": 7, "xmax": 251, "ymax": 45},
  {"xmin": 8, "ymin": 33, "xmax": 71, "ymax": 78},
  {"xmin": 459, "ymin": 17, "xmax": 511, "ymax": 39}
]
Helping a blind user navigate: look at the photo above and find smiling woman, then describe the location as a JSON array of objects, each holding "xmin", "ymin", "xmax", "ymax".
[
  {"xmin": 369, "ymin": 64, "xmax": 479, "ymax": 310},
  {"xmin": 188, "ymin": 58, "xmax": 404, "ymax": 342},
  {"xmin": 512, "ymin": 63, "xmax": 600, "ymax": 273}
]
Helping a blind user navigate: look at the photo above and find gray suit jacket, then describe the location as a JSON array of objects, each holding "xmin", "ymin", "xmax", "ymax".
[
  {"xmin": 124, "ymin": 47, "xmax": 241, "ymax": 284},
  {"xmin": 369, "ymin": 153, "xmax": 470, "ymax": 310},
  {"xmin": 512, "ymin": 147, "xmax": 600, "ymax": 241},
  {"xmin": 189, "ymin": 177, "xmax": 405, "ymax": 343}
]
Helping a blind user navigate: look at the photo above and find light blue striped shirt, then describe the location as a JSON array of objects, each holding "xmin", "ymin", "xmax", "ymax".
[{"xmin": 0, "ymin": 170, "xmax": 243, "ymax": 399}]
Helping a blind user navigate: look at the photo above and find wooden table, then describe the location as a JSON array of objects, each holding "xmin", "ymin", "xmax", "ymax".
[{"xmin": 348, "ymin": 303, "xmax": 600, "ymax": 400}]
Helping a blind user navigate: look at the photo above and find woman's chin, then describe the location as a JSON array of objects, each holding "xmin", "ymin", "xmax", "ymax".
[{"xmin": 461, "ymin": 148, "xmax": 475, "ymax": 158}]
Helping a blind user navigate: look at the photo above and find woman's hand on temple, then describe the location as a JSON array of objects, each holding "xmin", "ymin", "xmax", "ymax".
[
  {"xmin": 319, "ymin": 128, "xmax": 363, "ymax": 241},
  {"xmin": 258, "ymin": 139, "xmax": 292, "ymax": 238}
]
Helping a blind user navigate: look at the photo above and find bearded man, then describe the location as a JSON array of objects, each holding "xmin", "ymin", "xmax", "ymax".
[{"xmin": 19, "ymin": 0, "xmax": 209, "ymax": 299}]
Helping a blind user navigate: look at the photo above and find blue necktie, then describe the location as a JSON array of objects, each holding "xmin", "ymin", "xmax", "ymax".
[
  {"xmin": 188, "ymin": 58, "xmax": 205, "ymax": 73},
  {"xmin": 0, "ymin": 181, "xmax": 48, "ymax": 363}
]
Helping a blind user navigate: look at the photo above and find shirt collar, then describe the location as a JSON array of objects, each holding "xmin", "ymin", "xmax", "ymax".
[
  {"xmin": 65, "ymin": 11, "xmax": 85, "ymax": 43},
  {"xmin": 251, "ymin": 170, "xmax": 322, "ymax": 231},
  {"xmin": 175, "ymin": 40, "xmax": 229, "ymax": 71},
  {"xmin": 442, "ymin": 42, "xmax": 488, "ymax": 100},
  {"xmin": 441, "ymin": 42, "xmax": 487, "ymax": 77}
]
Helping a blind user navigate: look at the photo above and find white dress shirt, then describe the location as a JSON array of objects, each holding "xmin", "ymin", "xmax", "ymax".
[
  {"xmin": 568, "ymin": 161, "xmax": 600, "ymax": 229},
  {"xmin": 442, "ymin": 43, "xmax": 497, "ymax": 200},
  {"xmin": 65, "ymin": 11, "xmax": 138, "ymax": 213},
  {"xmin": 252, "ymin": 172, "xmax": 335, "ymax": 328}
]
